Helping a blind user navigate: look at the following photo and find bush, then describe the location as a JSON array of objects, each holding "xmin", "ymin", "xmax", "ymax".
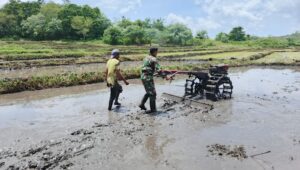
[
  {"xmin": 122, "ymin": 25, "xmax": 147, "ymax": 45},
  {"xmin": 248, "ymin": 38, "xmax": 289, "ymax": 48},
  {"xmin": 103, "ymin": 26, "xmax": 123, "ymax": 45},
  {"xmin": 163, "ymin": 24, "xmax": 193, "ymax": 46}
]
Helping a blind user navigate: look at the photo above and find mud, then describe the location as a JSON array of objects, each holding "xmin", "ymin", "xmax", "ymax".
[
  {"xmin": 1, "ymin": 98, "xmax": 212, "ymax": 170},
  {"xmin": 207, "ymin": 144, "xmax": 248, "ymax": 160},
  {"xmin": 0, "ymin": 66, "xmax": 300, "ymax": 170}
]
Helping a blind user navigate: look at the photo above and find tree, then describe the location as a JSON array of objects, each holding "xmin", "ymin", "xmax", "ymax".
[
  {"xmin": 134, "ymin": 18, "xmax": 152, "ymax": 28},
  {"xmin": 40, "ymin": 2, "xmax": 62, "ymax": 20},
  {"xmin": 142, "ymin": 18, "xmax": 152, "ymax": 28},
  {"xmin": 196, "ymin": 30, "xmax": 209, "ymax": 39},
  {"xmin": 117, "ymin": 17, "xmax": 133, "ymax": 28},
  {"xmin": 246, "ymin": 34, "xmax": 251, "ymax": 40},
  {"xmin": 145, "ymin": 28, "xmax": 160, "ymax": 45},
  {"xmin": 122, "ymin": 25, "xmax": 146, "ymax": 45},
  {"xmin": 71, "ymin": 16, "xmax": 93, "ymax": 39},
  {"xmin": 21, "ymin": 13, "xmax": 47, "ymax": 40},
  {"xmin": 85, "ymin": 7, "xmax": 111, "ymax": 38},
  {"xmin": 58, "ymin": 4, "xmax": 110, "ymax": 39},
  {"xmin": 3, "ymin": 0, "xmax": 42, "ymax": 24},
  {"xmin": 228, "ymin": 26, "xmax": 246, "ymax": 41},
  {"xmin": 0, "ymin": 12, "xmax": 17, "ymax": 37},
  {"xmin": 215, "ymin": 32, "xmax": 229, "ymax": 43},
  {"xmin": 58, "ymin": 4, "xmax": 83, "ymax": 38},
  {"xmin": 45, "ymin": 18, "xmax": 63, "ymax": 39},
  {"xmin": 63, "ymin": 0, "xmax": 70, "ymax": 4},
  {"xmin": 164, "ymin": 24, "xmax": 193, "ymax": 45},
  {"xmin": 103, "ymin": 26, "xmax": 123, "ymax": 45},
  {"xmin": 20, "ymin": 1, "xmax": 63, "ymax": 40},
  {"xmin": 2, "ymin": 0, "xmax": 42, "ymax": 36},
  {"xmin": 152, "ymin": 19, "xmax": 165, "ymax": 31},
  {"xmin": 90, "ymin": 16, "xmax": 111, "ymax": 38},
  {"xmin": 287, "ymin": 38, "xmax": 296, "ymax": 46}
]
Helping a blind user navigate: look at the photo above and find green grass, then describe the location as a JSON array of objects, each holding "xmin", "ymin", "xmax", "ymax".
[
  {"xmin": 0, "ymin": 64, "xmax": 208, "ymax": 94},
  {"xmin": 0, "ymin": 72, "xmax": 104, "ymax": 94},
  {"xmin": 254, "ymin": 52, "xmax": 300, "ymax": 65},
  {"xmin": 0, "ymin": 40, "xmax": 250, "ymax": 61},
  {"xmin": 206, "ymin": 52, "xmax": 300, "ymax": 67},
  {"xmin": 0, "ymin": 56, "xmax": 116, "ymax": 69},
  {"xmin": 184, "ymin": 51, "xmax": 268, "ymax": 60}
]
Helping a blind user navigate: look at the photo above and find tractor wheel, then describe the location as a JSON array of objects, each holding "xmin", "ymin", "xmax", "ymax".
[{"xmin": 216, "ymin": 78, "xmax": 233, "ymax": 100}]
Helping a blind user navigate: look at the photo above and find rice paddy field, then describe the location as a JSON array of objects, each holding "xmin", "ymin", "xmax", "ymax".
[
  {"xmin": 184, "ymin": 51, "xmax": 267, "ymax": 60},
  {"xmin": 0, "ymin": 41, "xmax": 299, "ymax": 94},
  {"xmin": 254, "ymin": 52, "xmax": 300, "ymax": 65},
  {"xmin": 1, "ymin": 41, "xmax": 300, "ymax": 170}
]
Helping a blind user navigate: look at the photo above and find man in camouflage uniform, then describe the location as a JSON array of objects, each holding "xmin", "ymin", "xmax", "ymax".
[{"xmin": 139, "ymin": 47, "xmax": 161, "ymax": 113}]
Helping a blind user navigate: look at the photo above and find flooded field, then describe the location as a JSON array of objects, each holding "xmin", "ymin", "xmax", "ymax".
[{"xmin": 0, "ymin": 66, "xmax": 299, "ymax": 169}]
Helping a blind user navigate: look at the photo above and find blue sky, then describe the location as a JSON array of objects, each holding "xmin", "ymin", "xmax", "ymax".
[{"xmin": 1, "ymin": 0, "xmax": 299, "ymax": 37}]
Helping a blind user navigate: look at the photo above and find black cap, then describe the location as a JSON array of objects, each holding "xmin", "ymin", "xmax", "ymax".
[{"xmin": 150, "ymin": 47, "xmax": 158, "ymax": 54}]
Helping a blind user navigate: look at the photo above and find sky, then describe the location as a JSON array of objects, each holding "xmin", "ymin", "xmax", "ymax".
[{"xmin": 0, "ymin": 0, "xmax": 299, "ymax": 37}]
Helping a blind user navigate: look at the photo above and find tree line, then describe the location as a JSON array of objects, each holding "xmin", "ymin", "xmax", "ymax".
[{"xmin": 0, "ymin": 0, "xmax": 278, "ymax": 46}]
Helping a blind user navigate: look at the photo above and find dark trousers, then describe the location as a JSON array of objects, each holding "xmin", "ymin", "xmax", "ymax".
[
  {"xmin": 108, "ymin": 83, "xmax": 123, "ymax": 110},
  {"xmin": 141, "ymin": 79, "xmax": 157, "ymax": 112}
]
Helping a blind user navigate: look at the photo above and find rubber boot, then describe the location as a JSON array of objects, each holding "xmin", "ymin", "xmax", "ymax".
[
  {"xmin": 146, "ymin": 97, "xmax": 157, "ymax": 114},
  {"xmin": 114, "ymin": 91, "xmax": 121, "ymax": 106},
  {"xmin": 139, "ymin": 94, "xmax": 148, "ymax": 110},
  {"xmin": 108, "ymin": 88, "xmax": 116, "ymax": 111},
  {"xmin": 108, "ymin": 98, "xmax": 114, "ymax": 111}
]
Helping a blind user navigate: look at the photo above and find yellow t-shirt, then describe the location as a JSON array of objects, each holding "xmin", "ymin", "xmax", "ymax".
[{"xmin": 106, "ymin": 58, "xmax": 120, "ymax": 86}]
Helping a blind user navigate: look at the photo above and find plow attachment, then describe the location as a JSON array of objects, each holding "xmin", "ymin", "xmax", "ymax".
[{"xmin": 162, "ymin": 93, "xmax": 214, "ymax": 110}]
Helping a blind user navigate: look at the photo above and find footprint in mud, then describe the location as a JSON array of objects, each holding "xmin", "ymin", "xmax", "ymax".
[
  {"xmin": 159, "ymin": 98, "xmax": 212, "ymax": 120},
  {"xmin": 161, "ymin": 99, "xmax": 178, "ymax": 109},
  {"xmin": 282, "ymin": 85, "xmax": 299, "ymax": 93},
  {"xmin": 0, "ymin": 162, "xmax": 5, "ymax": 168},
  {"xmin": 4, "ymin": 139, "xmax": 95, "ymax": 170},
  {"xmin": 0, "ymin": 149, "xmax": 17, "ymax": 159},
  {"xmin": 60, "ymin": 162, "xmax": 74, "ymax": 169},
  {"xmin": 1, "ymin": 125, "xmax": 100, "ymax": 170},
  {"xmin": 293, "ymin": 139, "xmax": 300, "ymax": 145},
  {"xmin": 70, "ymin": 129, "xmax": 94, "ymax": 136},
  {"xmin": 207, "ymin": 144, "xmax": 248, "ymax": 160}
]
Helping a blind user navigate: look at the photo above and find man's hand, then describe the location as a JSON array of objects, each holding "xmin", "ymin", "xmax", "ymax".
[
  {"xmin": 166, "ymin": 74, "xmax": 175, "ymax": 81},
  {"xmin": 124, "ymin": 80, "xmax": 129, "ymax": 85},
  {"xmin": 117, "ymin": 70, "xmax": 129, "ymax": 85}
]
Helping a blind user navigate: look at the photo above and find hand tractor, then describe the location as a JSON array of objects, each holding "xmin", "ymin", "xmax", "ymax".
[{"xmin": 160, "ymin": 64, "xmax": 233, "ymax": 101}]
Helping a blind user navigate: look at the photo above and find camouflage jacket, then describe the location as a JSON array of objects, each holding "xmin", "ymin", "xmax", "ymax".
[{"xmin": 141, "ymin": 55, "xmax": 161, "ymax": 81}]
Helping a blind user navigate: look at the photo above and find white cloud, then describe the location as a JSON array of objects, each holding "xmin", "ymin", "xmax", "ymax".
[
  {"xmin": 0, "ymin": 0, "xmax": 9, "ymax": 7},
  {"xmin": 194, "ymin": 0, "xmax": 300, "ymax": 24},
  {"xmin": 94, "ymin": 0, "xmax": 142, "ymax": 14},
  {"xmin": 192, "ymin": 0, "xmax": 300, "ymax": 35},
  {"xmin": 195, "ymin": 0, "xmax": 266, "ymax": 22},
  {"xmin": 165, "ymin": 0, "xmax": 300, "ymax": 36},
  {"xmin": 165, "ymin": 13, "xmax": 220, "ymax": 34}
]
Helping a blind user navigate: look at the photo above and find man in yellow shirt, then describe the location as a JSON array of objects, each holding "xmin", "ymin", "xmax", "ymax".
[{"xmin": 106, "ymin": 49, "xmax": 129, "ymax": 111}]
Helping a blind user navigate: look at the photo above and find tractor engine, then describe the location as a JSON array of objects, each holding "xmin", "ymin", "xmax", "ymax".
[{"xmin": 209, "ymin": 64, "xmax": 229, "ymax": 75}]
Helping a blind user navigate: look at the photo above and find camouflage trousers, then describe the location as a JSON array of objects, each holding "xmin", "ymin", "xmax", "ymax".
[{"xmin": 142, "ymin": 79, "xmax": 156, "ymax": 99}]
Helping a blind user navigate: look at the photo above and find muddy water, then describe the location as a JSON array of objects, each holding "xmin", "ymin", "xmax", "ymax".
[
  {"xmin": 0, "ymin": 66, "xmax": 300, "ymax": 170},
  {"xmin": 0, "ymin": 60, "xmax": 204, "ymax": 79}
]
